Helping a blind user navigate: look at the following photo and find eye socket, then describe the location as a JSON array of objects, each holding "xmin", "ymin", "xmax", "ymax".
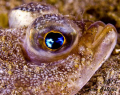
[{"xmin": 24, "ymin": 14, "xmax": 81, "ymax": 64}]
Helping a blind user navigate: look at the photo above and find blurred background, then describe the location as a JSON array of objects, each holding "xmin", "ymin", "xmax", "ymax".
[{"xmin": 0, "ymin": 0, "xmax": 120, "ymax": 94}]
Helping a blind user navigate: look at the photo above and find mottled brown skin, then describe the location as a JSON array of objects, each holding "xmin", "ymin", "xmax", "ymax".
[{"xmin": 0, "ymin": 2, "xmax": 117, "ymax": 95}]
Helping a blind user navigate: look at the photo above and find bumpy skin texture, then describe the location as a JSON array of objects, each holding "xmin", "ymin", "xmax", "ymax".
[{"xmin": 0, "ymin": 2, "xmax": 117, "ymax": 95}]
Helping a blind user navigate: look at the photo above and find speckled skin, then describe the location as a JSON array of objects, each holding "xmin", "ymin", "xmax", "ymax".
[
  {"xmin": 9, "ymin": 2, "xmax": 58, "ymax": 28},
  {"xmin": 0, "ymin": 2, "xmax": 118, "ymax": 95}
]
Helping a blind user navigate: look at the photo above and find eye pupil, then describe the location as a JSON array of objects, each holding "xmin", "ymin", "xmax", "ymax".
[{"xmin": 45, "ymin": 31, "xmax": 65, "ymax": 49}]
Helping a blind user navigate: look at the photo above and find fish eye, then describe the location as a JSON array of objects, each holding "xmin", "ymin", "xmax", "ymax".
[
  {"xmin": 44, "ymin": 30, "xmax": 66, "ymax": 50},
  {"xmin": 24, "ymin": 14, "xmax": 81, "ymax": 64}
]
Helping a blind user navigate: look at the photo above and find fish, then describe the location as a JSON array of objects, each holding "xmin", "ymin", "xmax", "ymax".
[{"xmin": 0, "ymin": 2, "xmax": 117, "ymax": 95}]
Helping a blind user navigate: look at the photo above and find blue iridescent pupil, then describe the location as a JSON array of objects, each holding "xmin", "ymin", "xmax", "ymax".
[{"xmin": 45, "ymin": 32, "xmax": 64, "ymax": 49}]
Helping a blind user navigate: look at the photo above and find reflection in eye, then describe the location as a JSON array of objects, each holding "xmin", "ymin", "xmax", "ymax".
[{"xmin": 44, "ymin": 31, "xmax": 65, "ymax": 50}]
